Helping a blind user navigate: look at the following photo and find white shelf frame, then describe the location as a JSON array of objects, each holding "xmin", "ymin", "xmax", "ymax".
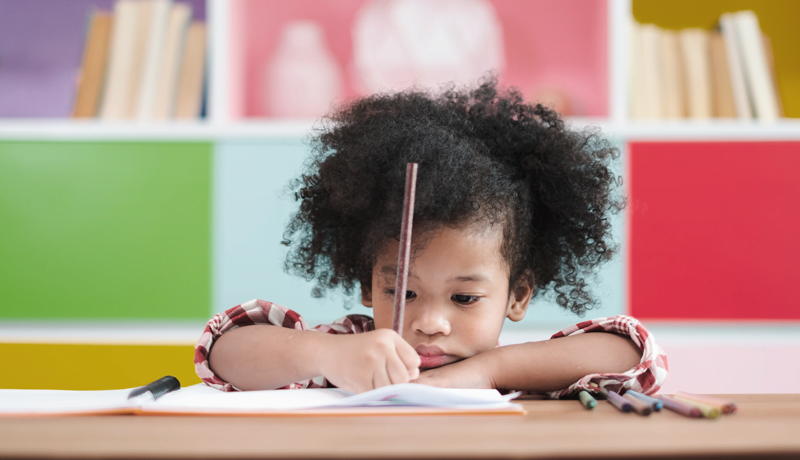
[{"xmin": 0, "ymin": 0, "xmax": 798, "ymax": 141}]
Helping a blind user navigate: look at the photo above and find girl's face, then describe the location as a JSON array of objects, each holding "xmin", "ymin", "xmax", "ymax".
[{"xmin": 362, "ymin": 225, "xmax": 533, "ymax": 370}]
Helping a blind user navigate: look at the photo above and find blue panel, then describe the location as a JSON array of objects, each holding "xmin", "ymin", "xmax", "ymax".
[
  {"xmin": 213, "ymin": 140, "xmax": 373, "ymax": 327},
  {"xmin": 212, "ymin": 138, "xmax": 627, "ymax": 330}
]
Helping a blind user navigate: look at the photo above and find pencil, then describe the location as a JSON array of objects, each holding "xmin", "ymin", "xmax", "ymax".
[
  {"xmin": 578, "ymin": 390, "xmax": 597, "ymax": 409},
  {"xmin": 392, "ymin": 163, "xmax": 418, "ymax": 335},
  {"xmin": 674, "ymin": 391, "xmax": 737, "ymax": 414},
  {"xmin": 658, "ymin": 395, "xmax": 703, "ymax": 418},
  {"xmin": 602, "ymin": 389, "xmax": 632, "ymax": 413},
  {"xmin": 669, "ymin": 394, "xmax": 721, "ymax": 419},
  {"xmin": 626, "ymin": 390, "xmax": 663, "ymax": 411},
  {"xmin": 622, "ymin": 393, "xmax": 652, "ymax": 416}
]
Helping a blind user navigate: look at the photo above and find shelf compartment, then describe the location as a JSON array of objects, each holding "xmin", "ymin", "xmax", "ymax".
[
  {"xmin": 629, "ymin": 141, "xmax": 800, "ymax": 320},
  {"xmin": 229, "ymin": 0, "xmax": 609, "ymax": 119}
]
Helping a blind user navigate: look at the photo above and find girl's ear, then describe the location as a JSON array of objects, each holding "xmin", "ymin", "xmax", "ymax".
[
  {"xmin": 360, "ymin": 282, "xmax": 373, "ymax": 308},
  {"xmin": 507, "ymin": 273, "xmax": 534, "ymax": 322}
]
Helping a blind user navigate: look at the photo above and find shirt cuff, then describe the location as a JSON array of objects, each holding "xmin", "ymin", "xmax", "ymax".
[
  {"xmin": 194, "ymin": 299, "xmax": 312, "ymax": 391},
  {"xmin": 545, "ymin": 315, "xmax": 669, "ymax": 399}
]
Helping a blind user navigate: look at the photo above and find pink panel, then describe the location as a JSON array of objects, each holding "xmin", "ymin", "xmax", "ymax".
[
  {"xmin": 657, "ymin": 343, "xmax": 800, "ymax": 394},
  {"xmin": 231, "ymin": 0, "xmax": 608, "ymax": 118}
]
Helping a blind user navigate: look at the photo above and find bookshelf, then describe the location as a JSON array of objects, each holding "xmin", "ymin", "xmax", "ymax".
[{"xmin": 1, "ymin": 0, "xmax": 799, "ymax": 391}]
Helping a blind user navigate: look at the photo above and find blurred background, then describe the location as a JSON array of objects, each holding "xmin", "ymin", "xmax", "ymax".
[{"xmin": 1, "ymin": 0, "xmax": 798, "ymax": 394}]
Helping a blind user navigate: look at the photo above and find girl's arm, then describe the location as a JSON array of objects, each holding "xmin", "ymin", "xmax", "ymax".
[
  {"xmin": 416, "ymin": 316, "xmax": 668, "ymax": 396},
  {"xmin": 208, "ymin": 324, "xmax": 420, "ymax": 392},
  {"xmin": 479, "ymin": 332, "xmax": 641, "ymax": 392}
]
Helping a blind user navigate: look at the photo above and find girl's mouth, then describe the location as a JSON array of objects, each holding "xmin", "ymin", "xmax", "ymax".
[
  {"xmin": 415, "ymin": 345, "xmax": 457, "ymax": 369},
  {"xmin": 418, "ymin": 354, "xmax": 453, "ymax": 369}
]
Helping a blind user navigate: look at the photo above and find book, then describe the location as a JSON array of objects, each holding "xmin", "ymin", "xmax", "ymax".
[
  {"xmin": 151, "ymin": 3, "xmax": 192, "ymax": 119},
  {"xmin": 135, "ymin": 0, "xmax": 173, "ymax": 120},
  {"xmin": 708, "ymin": 32, "xmax": 736, "ymax": 118},
  {"xmin": 174, "ymin": 21, "xmax": 207, "ymax": 119},
  {"xmin": 0, "ymin": 383, "xmax": 523, "ymax": 417},
  {"xmin": 762, "ymin": 35, "xmax": 784, "ymax": 117},
  {"xmin": 72, "ymin": 10, "xmax": 114, "ymax": 118},
  {"xmin": 125, "ymin": 0, "xmax": 155, "ymax": 118},
  {"xmin": 678, "ymin": 28, "xmax": 712, "ymax": 119},
  {"xmin": 629, "ymin": 21, "xmax": 647, "ymax": 120},
  {"xmin": 735, "ymin": 10, "xmax": 780, "ymax": 120},
  {"xmin": 718, "ymin": 12, "xmax": 752, "ymax": 119},
  {"xmin": 659, "ymin": 29, "xmax": 685, "ymax": 119},
  {"xmin": 639, "ymin": 24, "xmax": 663, "ymax": 119},
  {"xmin": 99, "ymin": 0, "xmax": 142, "ymax": 119}
]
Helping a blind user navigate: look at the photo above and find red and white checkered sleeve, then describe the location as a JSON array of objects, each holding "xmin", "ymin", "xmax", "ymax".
[
  {"xmin": 194, "ymin": 299, "xmax": 314, "ymax": 391},
  {"xmin": 545, "ymin": 315, "xmax": 669, "ymax": 400}
]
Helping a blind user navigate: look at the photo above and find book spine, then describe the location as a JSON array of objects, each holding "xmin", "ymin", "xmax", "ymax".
[
  {"xmin": 99, "ymin": 0, "xmax": 142, "ymax": 120},
  {"xmin": 719, "ymin": 13, "xmax": 753, "ymax": 119},
  {"xmin": 72, "ymin": 11, "xmax": 114, "ymax": 118},
  {"xmin": 175, "ymin": 21, "xmax": 208, "ymax": 119},
  {"xmin": 735, "ymin": 10, "xmax": 779, "ymax": 120}
]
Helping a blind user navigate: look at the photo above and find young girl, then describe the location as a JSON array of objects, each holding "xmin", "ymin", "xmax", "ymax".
[{"xmin": 195, "ymin": 80, "xmax": 667, "ymax": 398}]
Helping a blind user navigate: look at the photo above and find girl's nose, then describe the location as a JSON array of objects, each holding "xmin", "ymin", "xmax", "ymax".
[{"xmin": 408, "ymin": 300, "xmax": 451, "ymax": 337}]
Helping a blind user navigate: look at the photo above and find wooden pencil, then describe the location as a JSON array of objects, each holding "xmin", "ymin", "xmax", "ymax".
[
  {"xmin": 392, "ymin": 163, "xmax": 418, "ymax": 335},
  {"xmin": 658, "ymin": 395, "xmax": 703, "ymax": 418},
  {"xmin": 674, "ymin": 391, "xmax": 737, "ymax": 414},
  {"xmin": 622, "ymin": 393, "xmax": 652, "ymax": 416},
  {"xmin": 602, "ymin": 389, "xmax": 632, "ymax": 413},
  {"xmin": 626, "ymin": 390, "xmax": 663, "ymax": 411},
  {"xmin": 578, "ymin": 390, "xmax": 597, "ymax": 409},
  {"xmin": 670, "ymin": 394, "xmax": 721, "ymax": 419}
]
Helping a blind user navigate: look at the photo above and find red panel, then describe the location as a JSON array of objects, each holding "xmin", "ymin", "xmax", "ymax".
[{"xmin": 629, "ymin": 142, "xmax": 800, "ymax": 320}]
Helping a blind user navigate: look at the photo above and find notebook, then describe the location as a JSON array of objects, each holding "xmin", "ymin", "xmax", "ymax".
[{"xmin": 0, "ymin": 383, "xmax": 524, "ymax": 417}]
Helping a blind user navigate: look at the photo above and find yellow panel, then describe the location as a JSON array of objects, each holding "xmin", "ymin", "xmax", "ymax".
[
  {"xmin": 1, "ymin": 343, "xmax": 202, "ymax": 390},
  {"xmin": 633, "ymin": 0, "xmax": 800, "ymax": 118}
]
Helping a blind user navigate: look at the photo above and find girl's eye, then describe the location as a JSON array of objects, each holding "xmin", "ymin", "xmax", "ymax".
[
  {"xmin": 452, "ymin": 294, "xmax": 479, "ymax": 305},
  {"xmin": 385, "ymin": 289, "xmax": 417, "ymax": 300}
]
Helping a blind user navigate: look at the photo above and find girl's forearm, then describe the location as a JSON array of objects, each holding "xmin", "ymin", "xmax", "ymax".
[
  {"xmin": 207, "ymin": 326, "xmax": 330, "ymax": 391},
  {"xmin": 482, "ymin": 332, "xmax": 643, "ymax": 392}
]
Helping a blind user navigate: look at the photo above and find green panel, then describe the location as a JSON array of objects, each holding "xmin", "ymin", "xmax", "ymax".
[
  {"xmin": 0, "ymin": 142, "xmax": 211, "ymax": 319},
  {"xmin": 633, "ymin": 0, "xmax": 800, "ymax": 118}
]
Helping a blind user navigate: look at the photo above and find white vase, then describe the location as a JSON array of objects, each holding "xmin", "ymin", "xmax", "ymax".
[{"xmin": 264, "ymin": 21, "xmax": 343, "ymax": 118}]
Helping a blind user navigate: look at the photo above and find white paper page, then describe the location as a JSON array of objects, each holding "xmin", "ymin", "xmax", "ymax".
[
  {"xmin": 0, "ymin": 388, "xmax": 135, "ymax": 414},
  {"xmin": 319, "ymin": 383, "xmax": 519, "ymax": 409},
  {"xmin": 145, "ymin": 384, "xmax": 354, "ymax": 413},
  {"xmin": 144, "ymin": 383, "xmax": 519, "ymax": 413}
]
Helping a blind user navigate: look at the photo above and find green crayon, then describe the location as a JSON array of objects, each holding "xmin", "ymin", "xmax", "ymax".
[{"xmin": 578, "ymin": 390, "xmax": 597, "ymax": 409}]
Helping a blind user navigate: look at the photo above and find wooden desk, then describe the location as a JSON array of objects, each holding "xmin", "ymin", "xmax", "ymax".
[{"xmin": 2, "ymin": 394, "xmax": 799, "ymax": 459}]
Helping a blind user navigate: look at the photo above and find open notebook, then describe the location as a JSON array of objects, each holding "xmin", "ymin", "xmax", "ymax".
[{"xmin": 0, "ymin": 383, "xmax": 524, "ymax": 416}]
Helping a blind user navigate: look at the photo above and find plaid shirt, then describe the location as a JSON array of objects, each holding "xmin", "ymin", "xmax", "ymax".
[{"xmin": 195, "ymin": 299, "xmax": 668, "ymax": 399}]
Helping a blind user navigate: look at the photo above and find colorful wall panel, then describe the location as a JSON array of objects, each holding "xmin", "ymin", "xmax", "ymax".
[
  {"xmin": 629, "ymin": 141, "xmax": 800, "ymax": 320},
  {"xmin": 0, "ymin": 141, "xmax": 211, "ymax": 319}
]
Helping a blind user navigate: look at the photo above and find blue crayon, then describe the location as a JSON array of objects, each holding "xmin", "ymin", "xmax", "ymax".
[{"xmin": 626, "ymin": 390, "xmax": 663, "ymax": 411}]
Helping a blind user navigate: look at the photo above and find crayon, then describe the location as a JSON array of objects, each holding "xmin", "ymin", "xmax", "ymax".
[
  {"xmin": 658, "ymin": 395, "xmax": 703, "ymax": 418},
  {"xmin": 602, "ymin": 389, "xmax": 632, "ymax": 413},
  {"xmin": 670, "ymin": 394, "xmax": 721, "ymax": 419},
  {"xmin": 622, "ymin": 393, "xmax": 652, "ymax": 416},
  {"xmin": 392, "ymin": 163, "xmax": 418, "ymax": 335},
  {"xmin": 578, "ymin": 390, "xmax": 597, "ymax": 409},
  {"xmin": 674, "ymin": 391, "xmax": 737, "ymax": 414},
  {"xmin": 626, "ymin": 390, "xmax": 663, "ymax": 411}
]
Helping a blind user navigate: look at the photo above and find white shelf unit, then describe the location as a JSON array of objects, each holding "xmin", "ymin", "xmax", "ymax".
[{"xmin": 1, "ymin": 0, "xmax": 796, "ymax": 141}]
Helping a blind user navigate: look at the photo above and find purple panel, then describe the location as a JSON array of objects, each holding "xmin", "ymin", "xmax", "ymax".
[{"xmin": 0, "ymin": 0, "xmax": 206, "ymax": 118}]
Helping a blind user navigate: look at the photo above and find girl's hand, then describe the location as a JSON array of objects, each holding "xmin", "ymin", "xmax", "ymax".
[
  {"xmin": 413, "ymin": 354, "xmax": 496, "ymax": 390},
  {"xmin": 318, "ymin": 329, "xmax": 421, "ymax": 393}
]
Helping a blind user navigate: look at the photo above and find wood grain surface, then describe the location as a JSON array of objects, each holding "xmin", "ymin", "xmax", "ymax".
[{"xmin": 2, "ymin": 394, "xmax": 799, "ymax": 459}]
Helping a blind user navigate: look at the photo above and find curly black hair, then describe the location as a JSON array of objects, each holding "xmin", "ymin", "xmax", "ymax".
[{"xmin": 283, "ymin": 79, "xmax": 624, "ymax": 316}]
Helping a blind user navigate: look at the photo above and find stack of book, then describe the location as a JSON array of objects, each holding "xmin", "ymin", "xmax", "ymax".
[
  {"xmin": 72, "ymin": 0, "xmax": 207, "ymax": 120},
  {"xmin": 630, "ymin": 10, "xmax": 782, "ymax": 121}
]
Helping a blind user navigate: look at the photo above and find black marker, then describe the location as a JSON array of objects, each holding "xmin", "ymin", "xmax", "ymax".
[{"xmin": 127, "ymin": 376, "xmax": 181, "ymax": 403}]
